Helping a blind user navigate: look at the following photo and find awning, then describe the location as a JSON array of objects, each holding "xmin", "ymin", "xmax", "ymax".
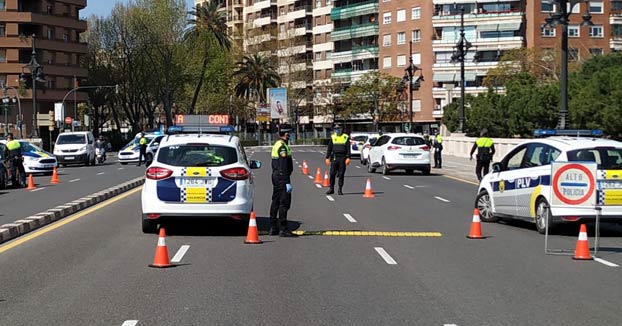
[
  {"xmin": 478, "ymin": 22, "xmax": 521, "ymax": 32},
  {"xmin": 433, "ymin": 72, "xmax": 477, "ymax": 82}
]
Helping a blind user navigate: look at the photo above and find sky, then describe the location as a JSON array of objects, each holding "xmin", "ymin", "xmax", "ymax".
[{"xmin": 82, "ymin": 0, "xmax": 196, "ymax": 18}]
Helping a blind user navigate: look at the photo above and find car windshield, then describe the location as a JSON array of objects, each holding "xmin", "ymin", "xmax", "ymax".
[
  {"xmin": 56, "ymin": 134, "xmax": 86, "ymax": 145},
  {"xmin": 391, "ymin": 136, "xmax": 425, "ymax": 146},
  {"xmin": 19, "ymin": 142, "xmax": 44, "ymax": 153},
  {"xmin": 352, "ymin": 135, "xmax": 368, "ymax": 142},
  {"xmin": 567, "ymin": 147, "xmax": 622, "ymax": 170},
  {"xmin": 157, "ymin": 144, "xmax": 238, "ymax": 167},
  {"xmin": 127, "ymin": 136, "xmax": 156, "ymax": 147}
]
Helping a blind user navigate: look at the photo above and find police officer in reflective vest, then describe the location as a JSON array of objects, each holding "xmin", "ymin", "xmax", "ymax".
[
  {"xmin": 137, "ymin": 133, "xmax": 148, "ymax": 166},
  {"xmin": 433, "ymin": 131, "xmax": 443, "ymax": 169},
  {"xmin": 270, "ymin": 125, "xmax": 296, "ymax": 237},
  {"xmin": 470, "ymin": 128, "xmax": 496, "ymax": 181},
  {"xmin": 325, "ymin": 123, "xmax": 350, "ymax": 195},
  {"xmin": 5, "ymin": 133, "xmax": 26, "ymax": 187}
]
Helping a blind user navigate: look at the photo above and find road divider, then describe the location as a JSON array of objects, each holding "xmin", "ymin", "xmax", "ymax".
[{"xmin": 291, "ymin": 230, "xmax": 442, "ymax": 237}]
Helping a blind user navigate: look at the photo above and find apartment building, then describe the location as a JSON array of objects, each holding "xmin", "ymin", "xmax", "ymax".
[
  {"xmin": 0, "ymin": 0, "xmax": 87, "ymax": 139},
  {"xmin": 311, "ymin": 0, "xmax": 333, "ymax": 124},
  {"xmin": 195, "ymin": 0, "xmax": 245, "ymax": 47}
]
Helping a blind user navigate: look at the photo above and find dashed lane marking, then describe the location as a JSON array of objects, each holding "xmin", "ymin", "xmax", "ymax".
[
  {"xmin": 435, "ymin": 196, "xmax": 451, "ymax": 203},
  {"xmin": 69, "ymin": 178, "xmax": 80, "ymax": 183},
  {"xmin": 97, "ymin": 172, "xmax": 105, "ymax": 175},
  {"xmin": 30, "ymin": 187, "xmax": 45, "ymax": 192},
  {"xmin": 326, "ymin": 195, "xmax": 335, "ymax": 202},
  {"xmin": 118, "ymin": 167, "xmax": 124, "ymax": 170},
  {"xmin": 315, "ymin": 184, "xmax": 322, "ymax": 188},
  {"xmin": 374, "ymin": 247, "xmax": 397, "ymax": 265},
  {"xmin": 291, "ymin": 230, "xmax": 442, "ymax": 237},
  {"xmin": 594, "ymin": 258, "xmax": 620, "ymax": 267},
  {"xmin": 122, "ymin": 321, "xmax": 138, "ymax": 326},
  {"xmin": 308, "ymin": 175, "xmax": 313, "ymax": 179},
  {"xmin": 383, "ymin": 176, "xmax": 391, "ymax": 180},
  {"xmin": 443, "ymin": 175, "xmax": 479, "ymax": 186},
  {"xmin": 171, "ymin": 245, "xmax": 190, "ymax": 263},
  {"xmin": 343, "ymin": 213, "xmax": 357, "ymax": 223},
  {"xmin": 355, "ymin": 166, "xmax": 361, "ymax": 169},
  {"xmin": 403, "ymin": 185, "xmax": 414, "ymax": 189}
]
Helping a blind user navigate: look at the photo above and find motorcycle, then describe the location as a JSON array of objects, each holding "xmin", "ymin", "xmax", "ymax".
[{"xmin": 96, "ymin": 148, "xmax": 106, "ymax": 164}]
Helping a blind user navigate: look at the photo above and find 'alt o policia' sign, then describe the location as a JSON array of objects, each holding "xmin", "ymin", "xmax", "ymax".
[{"xmin": 551, "ymin": 162, "xmax": 597, "ymax": 207}]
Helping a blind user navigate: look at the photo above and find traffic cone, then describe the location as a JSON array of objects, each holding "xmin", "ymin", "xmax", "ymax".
[
  {"xmin": 362, "ymin": 178, "xmax": 375, "ymax": 198},
  {"xmin": 573, "ymin": 224, "xmax": 593, "ymax": 260},
  {"xmin": 50, "ymin": 167, "xmax": 60, "ymax": 184},
  {"xmin": 314, "ymin": 168, "xmax": 322, "ymax": 184},
  {"xmin": 302, "ymin": 160, "xmax": 309, "ymax": 175},
  {"xmin": 26, "ymin": 174, "xmax": 36, "ymax": 190},
  {"xmin": 244, "ymin": 211, "xmax": 263, "ymax": 244},
  {"xmin": 322, "ymin": 170, "xmax": 330, "ymax": 187},
  {"xmin": 467, "ymin": 208, "xmax": 484, "ymax": 239},
  {"xmin": 149, "ymin": 228, "xmax": 174, "ymax": 268}
]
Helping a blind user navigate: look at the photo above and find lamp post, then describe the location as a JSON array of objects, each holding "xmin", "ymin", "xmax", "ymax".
[
  {"xmin": 543, "ymin": 0, "xmax": 593, "ymax": 130},
  {"xmin": 61, "ymin": 84, "xmax": 119, "ymax": 131},
  {"xmin": 1, "ymin": 84, "xmax": 21, "ymax": 138},
  {"xmin": 449, "ymin": 7, "xmax": 472, "ymax": 134},
  {"xmin": 20, "ymin": 34, "xmax": 45, "ymax": 138},
  {"xmin": 402, "ymin": 41, "xmax": 424, "ymax": 134}
]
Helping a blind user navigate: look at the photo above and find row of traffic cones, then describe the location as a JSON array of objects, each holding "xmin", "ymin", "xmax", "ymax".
[
  {"xmin": 23, "ymin": 167, "xmax": 60, "ymax": 190},
  {"xmin": 466, "ymin": 208, "xmax": 593, "ymax": 260}
]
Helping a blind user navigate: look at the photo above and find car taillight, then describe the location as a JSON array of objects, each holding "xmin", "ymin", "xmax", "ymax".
[
  {"xmin": 220, "ymin": 167, "xmax": 250, "ymax": 180},
  {"xmin": 387, "ymin": 146, "xmax": 401, "ymax": 151},
  {"xmin": 420, "ymin": 145, "xmax": 430, "ymax": 151},
  {"xmin": 146, "ymin": 167, "xmax": 173, "ymax": 180}
]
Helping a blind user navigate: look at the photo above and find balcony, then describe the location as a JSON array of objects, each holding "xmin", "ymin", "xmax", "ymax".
[
  {"xmin": 432, "ymin": 9, "xmax": 523, "ymax": 26},
  {"xmin": 611, "ymin": 37, "xmax": 622, "ymax": 51},
  {"xmin": 285, "ymin": 5, "xmax": 313, "ymax": 21},
  {"xmin": 253, "ymin": 13, "xmax": 277, "ymax": 27},
  {"xmin": 331, "ymin": 0, "xmax": 378, "ymax": 21},
  {"xmin": 331, "ymin": 50, "xmax": 353, "ymax": 63},
  {"xmin": 254, "ymin": 0, "xmax": 276, "ymax": 11},
  {"xmin": 0, "ymin": 12, "xmax": 87, "ymax": 31},
  {"xmin": 332, "ymin": 68, "xmax": 352, "ymax": 83},
  {"xmin": 433, "ymin": 36, "xmax": 523, "ymax": 49},
  {"xmin": 331, "ymin": 22, "xmax": 378, "ymax": 41}
]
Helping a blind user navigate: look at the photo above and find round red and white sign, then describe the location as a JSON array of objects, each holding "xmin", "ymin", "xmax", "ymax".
[{"xmin": 552, "ymin": 163, "xmax": 596, "ymax": 206}]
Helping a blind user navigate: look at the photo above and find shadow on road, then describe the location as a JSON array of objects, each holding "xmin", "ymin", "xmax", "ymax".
[
  {"xmin": 158, "ymin": 216, "xmax": 302, "ymax": 237},
  {"xmin": 496, "ymin": 218, "xmax": 622, "ymax": 237}
]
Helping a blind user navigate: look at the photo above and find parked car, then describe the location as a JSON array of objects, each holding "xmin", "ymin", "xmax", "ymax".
[
  {"xmin": 0, "ymin": 140, "xmax": 57, "ymax": 175},
  {"xmin": 53, "ymin": 131, "xmax": 96, "ymax": 166},
  {"xmin": 118, "ymin": 132, "xmax": 163, "ymax": 165},
  {"xmin": 367, "ymin": 133, "xmax": 431, "ymax": 175},
  {"xmin": 349, "ymin": 133, "xmax": 375, "ymax": 157},
  {"xmin": 360, "ymin": 134, "xmax": 380, "ymax": 165}
]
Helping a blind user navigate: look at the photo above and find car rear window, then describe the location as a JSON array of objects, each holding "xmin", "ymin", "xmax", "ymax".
[
  {"xmin": 57, "ymin": 134, "xmax": 85, "ymax": 145},
  {"xmin": 391, "ymin": 137, "xmax": 425, "ymax": 146},
  {"xmin": 352, "ymin": 135, "xmax": 368, "ymax": 142},
  {"xmin": 567, "ymin": 147, "xmax": 622, "ymax": 170},
  {"xmin": 157, "ymin": 144, "xmax": 238, "ymax": 167}
]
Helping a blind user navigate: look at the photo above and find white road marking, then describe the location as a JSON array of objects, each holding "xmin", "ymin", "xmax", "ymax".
[
  {"xmin": 435, "ymin": 196, "xmax": 451, "ymax": 203},
  {"xmin": 374, "ymin": 247, "xmax": 397, "ymax": 265},
  {"xmin": 69, "ymin": 179, "xmax": 80, "ymax": 183},
  {"xmin": 594, "ymin": 257, "xmax": 620, "ymax": 267},
  {"xmin": 343, "ymin": 213, "xmax": 357, "ymax": 223},
  {"xmin": 118, "ymin": 167, "xmax": 124, "ymax": 170},
  {"xmin": 383, "ymin": 176, "xmax": 391, "ymax": 180},
  {"xmin": 315, "ymin": 184, "xmax": 322, "ymax": 188},
  {"xmin": 444, "ymin": 324, "xmax": 458, "ymax": 326},
  {"xmin": 326, "ymin": 195, "xmax": 335, "ymax": 202},
  {"xmin": 415, "ymin": 185, "xmax": 427, "ymax": 188},
  {"xmin": 308, "ymin": 175, "xmax": 313, "ymax": 179},
  {"xmin": 355, "ymin": 165, "xmax": 361, "ymax": 169},
  {"xmin": 403, "ymin": 185, "xmax": 414, "ymax": 189},
  {"xmin": 171, "ymin": 245, "xmax": 190, "ymax": 263},
  {"xmin": 97, "ymin": 172, "xmax": 105, "ymax": 175},
  {"xmin": 122, "ymin": 321, "xmax": 138, "ymax": 326},
  {"xmin": 30, "ymin": 187, "xmax": 45, "ymax": 192}
]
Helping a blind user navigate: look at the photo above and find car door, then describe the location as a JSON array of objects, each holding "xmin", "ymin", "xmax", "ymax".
[
  {"xmin": 369, "ymin": 136, "xmax": 390, "ymax": 166},
  {"xmin": 512, "ymin": 143, "xmax": 559, "ymax": 218},
  {"xmin": 492, "ymin": 145, "xmax": 528, "ymax": 216}
]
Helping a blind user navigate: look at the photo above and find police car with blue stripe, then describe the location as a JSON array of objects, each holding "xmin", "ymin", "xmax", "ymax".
[
  {"xmin": 118, "ymin": 131, "xmax": 164, "ymax": 165},
  {"xmin": 0, "ymin": 140, "xmax": 57, "ymax": 175},
  {"xmin": 140, "ymin": 124, "xmax": 261, "ymax": 233},
  {"xmin": 476, "ymin": 129, "xmax": 622, "ymax": 233}
]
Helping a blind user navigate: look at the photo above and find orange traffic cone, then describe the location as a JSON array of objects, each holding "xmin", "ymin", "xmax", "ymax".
[
  {"xmin": 363, "ymin": 178, "xmax": 375, "ymax": 198},
  {"xmin": 573, "ymin": 224, "xmax": 593, "ymax": 260},
  {"xmin": 149, "ymin": 228, "xmax": 174, "ymax": 268},
  {"xmin": 50, "ymin": 167, "xmax": 60, "ymax": 184},
  {"xmin": 314, "ymin": 168, "xmax": 322, "ymax": 184},
  {"xmin": 322, "ymin": 171, "xmax": 330, "ymax": 187},
  {"xmin": 302, "ymin": 160, "xmax": 309, "ymax": 175},
  {"xmin": 244, "ymin": 211, "xmax": 263, "ymax": 244},
  {"xmin": 467, "ymin": 208, "xmax": 484, "ymax": 239},
  {"xmin": 26, "ymin": 174, "xmax": 36, "ymax": 190}
]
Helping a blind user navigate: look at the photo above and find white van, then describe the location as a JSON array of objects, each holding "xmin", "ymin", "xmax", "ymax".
[{"xmin": 53, "ymin": 131, "xmax": 96, "ymax": 166}]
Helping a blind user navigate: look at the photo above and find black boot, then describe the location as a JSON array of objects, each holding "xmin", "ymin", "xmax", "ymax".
[
  {"xmin": 338, "ymin": 188, "xmax": 344, "ymax": 195},
  {"xmin": 268, "ymin": 219, "xmax": 279, "ymax": 236},
  {"xmin": 279, "ymin": 221, "xmax": 298, "ymax": 237},
  {"xmin": 326, "ymin": 188, "xmax": 334, "ymax": 195}
]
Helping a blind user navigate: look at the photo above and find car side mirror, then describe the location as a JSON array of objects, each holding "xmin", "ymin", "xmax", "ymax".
[
  {"xmin": 152, "ymin": 142, "xmax": 159, "ymax": 148},
  {"xmin": 249, "ymin": 160, "xmax": 262, "ymax": 169},
  {"xmin": 492, "ymin": 162, "xmax": 502, "ymax": 173}
]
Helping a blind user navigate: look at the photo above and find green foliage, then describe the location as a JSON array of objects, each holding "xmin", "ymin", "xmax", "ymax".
[
  {"xmin": 233, "ymin": 54, "xmax": 281, "ymax": 103},
  {"xmin": 340, "ymin": 71, "xmax": 403, "ymax": 120}
]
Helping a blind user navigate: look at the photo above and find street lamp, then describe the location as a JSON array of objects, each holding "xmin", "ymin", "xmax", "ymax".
[
  {"xmin": 2, "ymin": 96, "xmax": 17, "ymax": 137},
  {"xmin": 449, "ymin": 6, "xmax": 473, "ymax": 134},
  {"xmin": 20, "ymin": 34, "xmax": 45, "ymax": 138},
  {"xmin": 1, "ymin": 84, "xmax": 22, "ymax": 138},
  {"xmin": 61, "ymin": 84, "xmax": 119, "ymax": 131},
  {"xmin": 402, "ymin": 41, "xmax": 424, "ymax": 134},
  {"xmin": 543, "ymin": 0, "xmax": 593, "ymax": 130}
]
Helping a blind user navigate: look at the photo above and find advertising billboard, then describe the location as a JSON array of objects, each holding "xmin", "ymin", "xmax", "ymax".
[{"xmin": 268, "ymin": 88, "xmax": 288, "ymax": 119}]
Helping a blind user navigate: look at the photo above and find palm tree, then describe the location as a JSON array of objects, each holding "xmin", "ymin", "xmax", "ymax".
[
  {"xmin": 233, "ymin": 53, "xmax": 281, "ymax": 104},
  {"xmin": 185, "ymin": 2, "xmax": 232, "ymax": 114}
]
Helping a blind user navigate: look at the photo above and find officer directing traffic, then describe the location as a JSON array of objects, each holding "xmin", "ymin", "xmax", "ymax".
[
  {"xmin": 137, "ymin": 133, "xmax": 148, "ymax": 166},
  {"xmin": 433, "ymin": 131, "xmax": 443, "ymax": 169},
  {"xmin": 270, "ymin": 125, "xmax": 297, "ymax": 237},
  {"xmin": 5, "ymin": 133, "xmax": 26, "ymax": 188},
  {"xmin": 325, "ymin": 123, "xmax": 350, "ymax": 195},
  {"xmin": 470, "ymin": 128, "xmax": 496, "ymax": 181}
]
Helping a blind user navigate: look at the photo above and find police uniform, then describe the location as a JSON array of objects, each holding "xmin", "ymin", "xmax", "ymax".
[
  {"xmin": 137, "ymin": 135, "xmax": 147, "ymax": 166},
  {"xmin": 270, "ymin": 133, "xmax": 295, "ymax": 236},
  {"xmin": 326, "ymin": 128, "xmax": 350, "ymax": 195},
  {"xmin": 6, "ymin": 137, "xmax": 26, "ymax": 187},
  {"xmin": 433, "ymin": 134, "xmax": 443, "ymax": 168},
  {"xmin": 470, "ymin": 135, "xmax": 495, "ymax": 181}
]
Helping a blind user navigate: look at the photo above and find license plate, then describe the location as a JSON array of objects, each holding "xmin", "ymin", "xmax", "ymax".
[
  {"xmin": 402, "ymin": 154, "xmax": 419, "ymax": 157},
  {"xmin": 42, "ymin": 164, "xmax": 54, "ymax": 168},
  {"xmin": 178, "ymin": 178, "xmax": 216, "ymax": 187},
  {"xmin": 65, "ymin": 156, "xmax": 75, "ymax": 160}
]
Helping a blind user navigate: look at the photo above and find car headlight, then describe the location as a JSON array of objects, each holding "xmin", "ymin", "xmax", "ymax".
[
  {"xmin": 79, "ymin": 146, "xmax": 87, "ymax": 152},
  {"xmin": 24, "ymin": 156, "xmax": 36, "ymax": 161},
  {"xmin": 53, "ymin": 148, "xmax": 61, "ymax": 155}
]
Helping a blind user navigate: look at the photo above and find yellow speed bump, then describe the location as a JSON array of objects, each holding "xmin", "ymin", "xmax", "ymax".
[{"xmin": 291, "ymin": 230, "xmax": 442, "ymax": 237}]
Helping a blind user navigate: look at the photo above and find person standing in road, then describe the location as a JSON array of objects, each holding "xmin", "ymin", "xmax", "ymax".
[
  {"xmin": 325, "ymin": 123, "xmax": 350, "ymax": 195},
  {"xmin": 5, "ymin": 133, "xmax": 26, "ymax": 188},
  {"xmin": 270, "ymin": 125, "xmax": 296, "ymax": 237},
  {"xmin": 137, "ymin": 133, "xmax": 148, "ymax": 166},
  {"xmin": 433, "ymin": 131, "xmax": 443, "ymax": 169},
  {"xmin": 470, "ymin": 128, "xmax": 496, "ymax": 181}
]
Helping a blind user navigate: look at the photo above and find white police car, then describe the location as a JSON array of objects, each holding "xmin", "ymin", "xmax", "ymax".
[
  {"xmin": 118, "ymin": 132, "xmax": 163, "ymax": 165},
  {"xmin": 475, "ymin": 130, "xmax": 622, "ymax": 233},
  {"xmin": 141, "ymin": 133, "xmax": 261, "ymax": 233},
  {"xmin": 0, "ymin": 140, "xmax": 57, "ymax": 175}
]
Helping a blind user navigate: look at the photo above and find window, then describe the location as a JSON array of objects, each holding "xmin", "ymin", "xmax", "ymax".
[
  {"xmin": 541, "ymin": 2, "xmax": 555, "ymax": 12},
  {"xmin": 158, "ymin": 145, "xmax": 239, "ymax": 167},
  {"xmin": 589, "ymin": 48, "xmax": 603, "ymax": 56},
  {"xmin": 613, "ymin": 1, "xmax": 622, "ymax": 12},
  {"xmin": 397, "ymin": 32, "xmax": 405, "ymax": 45},
  {"xmin": 412, "ymin": 29, "xmax": 421, "ymax": 42},
  {"xmin": 411, "ymin": 7, "xmax": 421, "ymax": 20},
  {"xmin": 382, "ymin": 34, "xmax": 391, "ymax": 46},
  {"xmin": 316, "ymin": 0, "xmax": 321, "ymax": 8},
  {"xmin": 505, "ymin": 146, "xmax": 527, "ymax": 170},
  {"xmin": 0, "ymin": 75, "xmax": 6, "ymax": 87},
  {"xmin": 383, "ymin": 12, "xmax": 391, "ymax": 24},
  {"xmin": 63, "ymin": 32, "xmax": 69, "ymax": 42},
  {"xmin": 569, "ymin": 48, "xmax": 579, "ymax": 61},
  {"xmin": 382, "ymin": 56, "xmax": 392, "ymax": 68},
  {"xmin": 568, "ymin": 25, "xmax": 580, "ymax": 37},
  {"xmin": 397, "ymin": 9, "xmax": 406, "ymax": 22},
  {"xmin": 566, "ymin": 2, "xmax": 580, "ymax": 13},
  {"xmin": 541, "ymin": 24, "xmax": 556, "ymax": 37},
  {"xmin": 523, "ymin": 144, "xmax": 560, "ymax": 167},
  {"xmin": 397, "ymin": 55, "xmax": 406, "ymax": 67},
  {"xmin": 0, "ymin": 24, "xmax": 4, "ymax": 37},
  {"xmin": 412, "ymin": 53, "xmax": 421, "ymax": 65},
  {"xmin": 589, "ymin": 1, "xmax": 603, "ymax": 13},
  {"xmin": 315, "ymin": 52, "xmax": 322, "ymax": 60},
  {"xmin": 613, "ymin": 24, "xmax": 622, "ymax": 37},
  {"xmin": 279, "ymin": 24, "xmax": 285, "ymax": 33},
  {"xmin": 392, "ymin": 137, "xmax": 424, "ymax": 146},
  {"xmin": 589, "ymin": 25, "xmax": 603, "ymax": 37},
  {"xmin": 326, "ymin": 0, "xmax": 330, "ymax": 4},
  {"xmin": 568, "ymin": 148, "xmax": 622, "ymax": 169},
  {"xmin": 0, "ymin": 0, "xmax": 4, "ymax": 10},
  {"xmin": 47, "ymin": 27, "xmax": 54, "ymax": 40},
  {"xmin": 0, "ymin": 49, "xmax": 5, "ymax": 63}
]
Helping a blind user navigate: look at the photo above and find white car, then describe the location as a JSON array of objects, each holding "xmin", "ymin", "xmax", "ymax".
[
  {"xmin": 118, "ymin": 132, "xmax": 163, "ymax": 165},
  {"xmin": 141, "ymin": 133, "xmax": 261, "ymax": 233},
  {"xmin": 360, "ymin": 134, "xmax": 380, "ymax": 165},
  {"xmin": 476, "ymin": 134, "xmax": 622, "ymax": 233},
  {"xmin": 0, "ymin": 140, "xmax": 57, "ymax": 174},
  {"xmin": 349, "ymin": 133, "xmax": 375, "ymax": 157},
  {"xmin": 367, "ymin": 133, "xmax": 431, "ymax": 175},
  {"xmin": 54, "ymin": 131, "xmax": 96, "ymax": 167}
]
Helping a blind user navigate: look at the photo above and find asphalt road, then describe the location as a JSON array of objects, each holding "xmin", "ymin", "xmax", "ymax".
[
  {"xmin": 0, "ymin": 154, "xmax": 145, "ymax": 225},
  {"xmin": 1, "ymin": 146, "xmax": 621, "ymax": 325}
]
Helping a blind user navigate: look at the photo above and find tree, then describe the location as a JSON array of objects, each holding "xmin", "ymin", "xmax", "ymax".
[
  {"xmin": 483, "ymin": 47, "xmax": 561, "ymax": 87},
  {"xmin": 233, "ymin": 53, "xmax": 281, "ymax": 104},
  {"xmin": 340, "ymin": 71, "xmax": 403, "ymax": 122}
]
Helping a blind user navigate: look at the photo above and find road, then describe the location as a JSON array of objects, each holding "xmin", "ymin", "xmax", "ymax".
[{"xmin": 1, "ymin": 146, "xmax": 621, "ymax": 325}]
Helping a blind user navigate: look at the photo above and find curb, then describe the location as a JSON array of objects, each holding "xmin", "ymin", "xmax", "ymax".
[{"xmin": 0, "ymin": 176, "xmax": 145, "ymax": 245}]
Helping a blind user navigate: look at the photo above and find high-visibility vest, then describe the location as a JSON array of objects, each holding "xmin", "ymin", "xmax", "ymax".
[
  {"xmin": 139, "ymin": 137, "xmax": 147, "ymax": 145},
  {"xmin": 476, "ymin": 137, "xmax": 493, "ymax": 148},
  {"xmin": 331, "ymin": 133, "xmax": 349, "ymax": 154},
  {"xmin": 475, "ymin": 137, "xmax": 494, "ymax": 160},
  {"xmin": 271, "ymin": 139, "xmax": 291, "ymax": 159}
]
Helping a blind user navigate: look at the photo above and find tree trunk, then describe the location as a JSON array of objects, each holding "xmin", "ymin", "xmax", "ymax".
[{"xmin": 189, "ymin": 57, "xmax": 209, "ymax": 115}]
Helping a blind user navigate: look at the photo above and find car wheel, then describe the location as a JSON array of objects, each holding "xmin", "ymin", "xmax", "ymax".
[
  {"xmin": 535, "ymin": 197, "xmax": 554, "ymax": 234},
  {"xmin": 381, "ymin": 157, "xmax": 390, "ymax": 175},
  {"xmin": 142, "ymin": 219, "xmax": 158, "ymax": 234},
  {"xmin": 367, "ymin": 161, "xmax": 375, "ymax": 173},
  {"xmin": 475, "ymin": 190, "xmax": 497, "ymax": 222},
  {"xmin": 146, "ymin": 153, "xmax": 153, "ymax": 167},
  {"xmin": 421, "ymin": 167, "xmax": 431, "ymax": 175},
  {"xmin": 361, "ymin": 157, "xmax": 367, "ymax": 165},
  {"xmin": 121, "ymin": 162, "xmax": 127, "ymax": 165}
]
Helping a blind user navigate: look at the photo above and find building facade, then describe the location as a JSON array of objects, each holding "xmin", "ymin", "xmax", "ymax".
[
  {"xmin": 0, "ymin": 0, "xmax": 88, "ymax": 139},
  {"xmin": 195, "ymin": 0, "xmax": 246, "ymax": 48}
]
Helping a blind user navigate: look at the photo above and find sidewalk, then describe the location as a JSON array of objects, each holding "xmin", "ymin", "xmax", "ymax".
[{"xmin": 434, "ymin": 154, "xmax": 480, "ymax": 184}]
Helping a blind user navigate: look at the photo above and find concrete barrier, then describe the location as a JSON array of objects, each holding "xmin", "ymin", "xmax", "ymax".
[{"xmin": 441, "ymin": 135, "xmax": 524, "ymax": 160}]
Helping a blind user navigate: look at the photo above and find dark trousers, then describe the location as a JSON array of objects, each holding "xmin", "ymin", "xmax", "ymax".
[
  {"xmin": 138, "ymin": 147, "xmax": 147, "ymax": 166},
  {"xmin": 475, "ymin": 160, "xmax": 491, "ymax": 181},
  {"xmin": 270, "ymin": 173, "xmax": 292, "ymax": 229},
  {"xmin": 329, "ymin": 157, "xmax": 347, "ymax": 190},
  {"xmin": 9, "ymin": 157, "xmax": 26, "ymax": 187},
  {"xmin": 434, "ymin": 150, "xmax": 442, "ymax": 168}
]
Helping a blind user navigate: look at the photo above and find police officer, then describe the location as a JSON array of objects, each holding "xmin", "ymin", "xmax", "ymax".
[
  {"xmin": 5, "ymin": 133, "xmax": 26, "ymax": 188},
  {"xmin": 325, "ymin": 123, "xmax": 350, "ymax": 195},
  {"xmin": 433, "ymin": 131, "xmax": 443, "ymax": 169},
  {"xmin": 137, "ymin": 133, "xmax": 147, "ymax": 166},
  {"xmin": 470, "ymin": 128, "xmax": 496, "ymax": 181},
  {"xmin": 270, "ymin": 125, "xmax": 296, "ymax": 237}
]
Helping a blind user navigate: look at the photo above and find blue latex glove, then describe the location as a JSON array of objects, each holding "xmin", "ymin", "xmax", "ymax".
[{"xmin": 286, "ymin": 184, "xmax": 293, "ymax": 193}]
